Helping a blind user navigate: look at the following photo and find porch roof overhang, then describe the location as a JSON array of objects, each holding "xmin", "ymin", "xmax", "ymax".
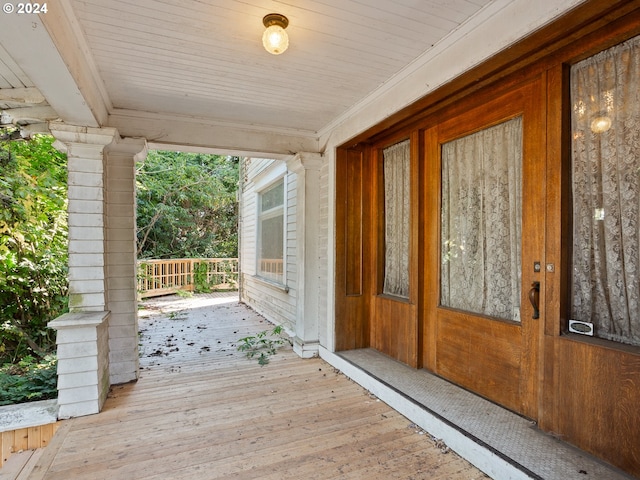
[{"xmin": 0, "ymin": 0, "xmax": 590, "ymax": 156}]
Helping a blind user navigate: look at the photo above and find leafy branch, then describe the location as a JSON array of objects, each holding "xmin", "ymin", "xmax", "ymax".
[
  {"xmin": 237, "ymin": 325, "xmax": 290, "ymax": 366},
  {"xmin": 136, "ymin": 151, "xmax": 239, "ymax": 260},
  {"xmin": 1, "ymin": 133, "xmax": 68, "ymax": 365}
]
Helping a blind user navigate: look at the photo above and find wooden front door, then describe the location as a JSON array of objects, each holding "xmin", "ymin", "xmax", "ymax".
[{"xmin": 423, "ymin": 79, "xmax": 545, "ymax": 419}]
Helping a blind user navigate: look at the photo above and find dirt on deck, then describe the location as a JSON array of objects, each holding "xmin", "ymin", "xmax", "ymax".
[{"xmin": 138, "ymin": 291, "xmax": 277, "ymax": 370}]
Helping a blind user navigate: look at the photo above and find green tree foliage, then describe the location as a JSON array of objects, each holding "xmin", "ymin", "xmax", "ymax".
[
  {"xmin": 0, "ymin": 133, "xmax": 68, "ymax": 364},
  {"xmin": 136, "ymin": 151, "xmax": 239, "ymax": 259}
]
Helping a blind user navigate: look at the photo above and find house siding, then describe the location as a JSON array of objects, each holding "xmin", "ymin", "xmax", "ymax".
[
  {"xmin": 318, "ymin": 157, "xmax": 330, "ymax": 348},
  {"xmin": 240, "ymin": 158, "xmax": 297, "ymax": 333},
  {"xmin": 105, "ymin": 146, "xmax": 140, "ymax": 385}
]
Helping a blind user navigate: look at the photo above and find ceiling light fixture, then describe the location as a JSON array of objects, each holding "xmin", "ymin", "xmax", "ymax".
[
  {"xmin": 590, "ymin": 115, "xmax": 612, "ymax": 133},
  {"xmin": 262, "ymin": 13, "xmax": 289, "ymax": 55}
]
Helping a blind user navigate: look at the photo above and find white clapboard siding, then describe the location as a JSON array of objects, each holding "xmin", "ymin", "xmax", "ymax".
[
  {"xmin": 317, "ymin": 158, "xmax": 330, "ymax": 346},
  {"xmin": 286, "ymin": 173, "xmax": 297, "ymax": 293},
  {"xmin": 240, "ymin": 158, "xmax": 297, "ymax": 332}
]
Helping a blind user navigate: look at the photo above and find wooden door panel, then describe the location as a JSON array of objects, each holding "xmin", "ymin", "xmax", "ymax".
[
  {"xmin": 371, "ymin": 296, "xmax": 418, "ymax": 367},
  {"xmin": 552, "ymin": 338, "xmax": 640, "ymax": 475},
  {"xmin": 335, "ymin": 146, "xmax": 371, "ymax": 351},
  {"xmin": 344, "ymin": 149, "xmax": 364, "ymax": 296},
  {"xmin": 436, "ymin": 310, "xmax": 522, "ymax": 412},
  {"xmin": 423, "ymin": 79, "xmax": 544, "ymax": 420}
]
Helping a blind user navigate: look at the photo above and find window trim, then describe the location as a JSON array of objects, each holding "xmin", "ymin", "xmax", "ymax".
[{"xmin": 254, "ymin": 163, "xmax": 287, "ymax": 287}]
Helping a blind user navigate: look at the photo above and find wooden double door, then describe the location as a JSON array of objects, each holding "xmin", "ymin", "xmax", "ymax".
[{"xmin": 344, "ymin": 79, "xmax": 545, "ymax": 420}]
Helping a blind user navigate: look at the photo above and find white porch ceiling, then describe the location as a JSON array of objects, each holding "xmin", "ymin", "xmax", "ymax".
[
  {"xmin": 0, "ymin": 0, "xmax": 586, "ymax": 153},
  {"xmin": 70, "ymin": 0, "xmax": 491, "ymax": 136}
]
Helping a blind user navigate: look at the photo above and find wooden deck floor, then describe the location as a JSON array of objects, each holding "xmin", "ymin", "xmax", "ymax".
[{"xmin": 25, "ymin": 294, "xmax": 489, "ymax": 479}]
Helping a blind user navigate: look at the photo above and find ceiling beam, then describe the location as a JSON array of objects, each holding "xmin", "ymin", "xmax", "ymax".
[
  {"xmin": 2, "ymin": 105, "xmax": 59, "ymax": 124},
  {"xmin": 37, "ymin": 0, "xmax": 111, "ymax": 126},
  {"xmin": 0, "ymin": 87, "xmax": 45, "ymax": 104},
  {"xmin": 0, "ymin": 11, "xmax": 101, "ymax": 127},
  {"xmin": 108, "ymin": 109, "xmax": 319, "ymax": 157}
]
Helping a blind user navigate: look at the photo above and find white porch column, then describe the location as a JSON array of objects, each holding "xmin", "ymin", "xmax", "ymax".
[
  {"xmin": 51, "ymin": 124, "xmax": 118, "ymax": 311},
  {"xmin": 104, "ymin": 137, "xmax": 147, "ymax": 384},
  {"xmin": 287, "ymin": 153, "xmax": 324, "ymax": 358},
  {"xmin": 47, "ymin": 124, "xmax": 146, "ymax": 417},
  {"xmin": 48, "ymin": 123, "xmax": 118, "ymax": 418}
]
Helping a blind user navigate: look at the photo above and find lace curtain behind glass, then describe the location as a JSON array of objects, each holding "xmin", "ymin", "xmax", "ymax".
[
  {"xmin": 383, "ymin": 140, "xmax": 411, "ymax": 298},
  {"xmin": 441, "ymin": 117, "xmax": 523, "ymax": 321},
  {"xmin": 570, "ymin": 34, "xmax": 640, "ymax": 346}
]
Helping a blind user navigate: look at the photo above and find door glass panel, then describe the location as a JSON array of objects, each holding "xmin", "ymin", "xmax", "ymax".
[
  {"xmin": 570, "ymin": 35, "xmax": 640, "ymax": 346},
  {"xmin": 382, "ymin": 139, "xmax": 411, "ymax": 298},
  {"xmin": 440, "ymin": 117, "xmax": 523, "ymax": 321}
]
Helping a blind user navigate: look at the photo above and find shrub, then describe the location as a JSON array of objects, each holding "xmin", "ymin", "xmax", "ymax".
[{"xmin": 0, "ymin": 355, "xmax": 58, "ymax": 405}]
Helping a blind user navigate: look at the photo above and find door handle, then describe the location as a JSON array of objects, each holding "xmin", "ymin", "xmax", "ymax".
[{"xmin": 529, "ymin": 281, "xmax": 540, "ymax": 319}]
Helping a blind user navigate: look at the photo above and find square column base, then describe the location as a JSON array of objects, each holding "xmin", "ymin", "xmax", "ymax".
[
  {"xmin": 48, "ymin": 311, "xmax": 110, "ymax": 419},
  {"xmin": 293, "ymin": 337, "xmax": 320, "ymax": 359}
]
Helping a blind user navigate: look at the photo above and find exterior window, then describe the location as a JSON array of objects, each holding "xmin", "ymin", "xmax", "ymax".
[
  {"xmin": 258, "ymin": 179, "xmax": 285, "ymax": 283},
  {"xmin": 440, "ymin": 117, "xmax": 523, "ymax": 321},
  {"xmin": 570, "ymin": 34, "xmax": 640, "ymax": 346}
]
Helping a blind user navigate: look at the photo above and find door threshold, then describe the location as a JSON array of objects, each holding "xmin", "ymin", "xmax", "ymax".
[{"xmin": 319, "ymin": 347, "xmax": 634, "ymax": 480}]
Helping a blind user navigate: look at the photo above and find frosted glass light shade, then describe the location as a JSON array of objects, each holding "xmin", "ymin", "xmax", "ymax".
[
  {"xmin": 590, "ymin": 115, "xmax": 612, "ymax": 133},
  {"xmin": 262, "ymin": 25, "xmax": 289, "ymax": 55}
]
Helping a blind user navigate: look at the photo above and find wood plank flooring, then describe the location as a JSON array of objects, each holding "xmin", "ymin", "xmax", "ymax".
[{"xmin": 25, "ymin": 294, "xmax": 489, "ymax": 479}]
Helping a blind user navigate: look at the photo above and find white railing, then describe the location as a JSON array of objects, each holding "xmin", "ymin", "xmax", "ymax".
[
  {"xmin": 137, "ymin": 258, "xmax": 238, "ymax": 298},
  {"xmin": 259, "ymin": 258, "xmax": 284, "ymax": 282}
]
